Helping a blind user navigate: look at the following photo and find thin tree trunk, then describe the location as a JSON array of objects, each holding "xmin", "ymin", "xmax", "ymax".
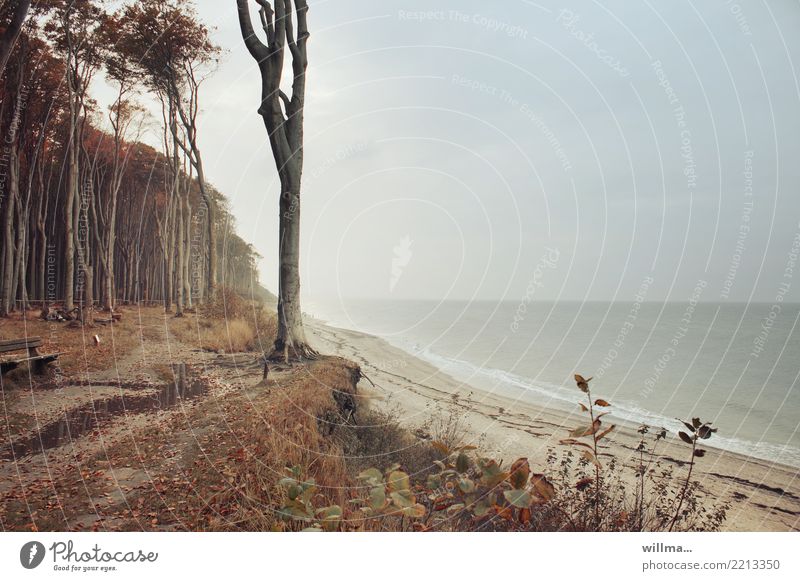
[{"xmin": 0, "ymin": 0, "xmax": 31, "ymax": 75}]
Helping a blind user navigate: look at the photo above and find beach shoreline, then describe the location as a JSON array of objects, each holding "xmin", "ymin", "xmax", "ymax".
[{"xmin": 306, "ymin": 317, "xmax": 800, "ymax": 532}]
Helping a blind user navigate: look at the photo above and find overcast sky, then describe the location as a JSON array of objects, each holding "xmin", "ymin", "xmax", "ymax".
[{"xmin": 170, "ymin": 0, "xmax": 800, "ymax": 304}]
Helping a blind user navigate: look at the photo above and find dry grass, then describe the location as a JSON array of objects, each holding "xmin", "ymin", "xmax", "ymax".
[
  {"xmin": 170, "ymin": 316, "xmax": 256, "ymax": 352},
  {"xmin": 197, "ymin": 357, "xmax": 363, "ymax": 530},
  {"xmin": 169, "ymin": 288, "xmax": 278, "ymax": 354}
]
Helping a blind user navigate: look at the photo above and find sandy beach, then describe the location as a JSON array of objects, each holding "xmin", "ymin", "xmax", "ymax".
[{"xmin": 306, "ymin": 318, "xmax": 800, "ymax": 532}]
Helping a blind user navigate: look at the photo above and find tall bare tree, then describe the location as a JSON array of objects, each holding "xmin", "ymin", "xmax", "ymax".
[
  {"xmin": 236, "ymin": 0, "xmax": 315, "ymax": 361},
  {"xmin": 0, "ymin": 0, "xmax": 31, "ymax": 75}
]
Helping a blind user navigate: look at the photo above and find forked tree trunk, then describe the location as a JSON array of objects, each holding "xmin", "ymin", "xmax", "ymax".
[{"xmin": 237, "ymin": 0, "xmax": 316, "ymax": 361}]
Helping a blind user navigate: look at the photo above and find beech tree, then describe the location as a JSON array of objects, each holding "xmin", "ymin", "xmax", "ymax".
[
  {"xmin": 236, "ymin": 0, "xmax": 315, "ymax": 361},
  {"xmin": 113, "ymin": 0, "xmax": 220, "ymax": 307},
  {"xmin": 0, "ymin": 0, "xmax": 31, "ymax": 75},
  {"xmin": 0, "ymin": 5, "xmax": 263, "ymax": 320}
]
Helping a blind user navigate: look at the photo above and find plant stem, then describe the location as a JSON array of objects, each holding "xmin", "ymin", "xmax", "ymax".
[
  {"xmin": 668, "ymin": 437, "xmax": 696, "ymax": 532},
  {"xmin": 588, "ymin": 391, "xmax": 601, "ymax": 528}
]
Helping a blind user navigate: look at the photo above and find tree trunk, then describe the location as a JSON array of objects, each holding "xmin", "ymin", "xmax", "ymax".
[
  {"xmin": 0, "ymin": 173, "xmax": 16, "ymax": 317},
  {"xmin": 237, "ymin": 0, "xmax": 315, "ymax": 361},
  {"xmin": 64, "ymin": 117, "xmax": 77, "ymax": 314},
  {"xmin": 274, "ymin": 185, "xmax": 313, "ymax": 359},
  {"xmin": 0, "ymin": 0, "xmax": 31, "ymax": 76}
]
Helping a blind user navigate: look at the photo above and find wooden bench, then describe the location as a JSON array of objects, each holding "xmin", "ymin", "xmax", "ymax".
[{"xmin": 0, "ymin": 337, "xmax": 62, "ymax": 375}]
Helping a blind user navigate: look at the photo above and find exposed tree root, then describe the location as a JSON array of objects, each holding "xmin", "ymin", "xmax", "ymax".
[{"xmin": 267, "ymin": 341, "xmax": 319, "ymax": 363}]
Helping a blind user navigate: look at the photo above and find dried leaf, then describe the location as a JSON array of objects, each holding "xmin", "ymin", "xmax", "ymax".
[
  {"xmin": 694, "ymin": 448, "xmax": 707, "ymax": 458},
  {"xmin": 531, "ymin": 474, "xmax": 556, "ymax": 502},
  {"xmin": 594, "ymin": 399, "xmax": 611, "ymax": 407},
  {"xmin": 574, "ymin": 374, "xmax": 592, "ymax": 393},
  {"xmin": 431, "ymin": 441, "xmax": 450, "ymax": 455},
  {"xmin": 559, "ymin": 438, "xmax": 595, "ymax": 451},
  {"xmin": 581, "ymin": 449, "xmax": 601, "ymax": 467},
  {"xmin": 596, "ymin": 424, "xmax": 616, "ymax": 442},
  {"xmin": 678, "ymin": 431, "xmax": 694, "ymax": 445},
  {"xmin": 698, "ymin": 425, "xmax": 717, "ymax": 440},
  {"xmin": 508, "ymin": 458, "xmax": 530, "ymax": 490},
  {"xmin": 568, "ymin": 419, "xmax": 601, "ymax": 438}
]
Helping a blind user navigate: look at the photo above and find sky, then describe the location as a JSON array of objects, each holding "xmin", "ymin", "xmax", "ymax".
[{"xmin": 149, "ymin": 0, "xmax": 800, "ymax": 304}]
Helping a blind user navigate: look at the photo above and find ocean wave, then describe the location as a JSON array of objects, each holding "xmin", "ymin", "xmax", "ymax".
[
  {"xmin": 314, "ymin": 311, "xmax": 800, "ymax": 469},
  {"xmin": 410, "ymin": 345, "xmax": 800, "ymax": 469}
]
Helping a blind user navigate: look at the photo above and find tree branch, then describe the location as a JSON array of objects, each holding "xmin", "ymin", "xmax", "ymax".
[
  {"xmin": 236, "ymin": 0, "xmax": 269, "ymax": 62},
  {"xmin": 256, "ymin": 0, "xmax": 275, "ymax": 47}
]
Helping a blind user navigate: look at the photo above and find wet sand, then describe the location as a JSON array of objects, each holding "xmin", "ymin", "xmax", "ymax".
[{"xmin": 307, "ymin": 319, "xmax": 800, "ymax": 532}]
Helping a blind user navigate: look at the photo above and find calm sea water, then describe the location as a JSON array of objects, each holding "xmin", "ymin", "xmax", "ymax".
[{"xmin": 310, "ymin": 299, "xmax": 800, "ymax": 468}]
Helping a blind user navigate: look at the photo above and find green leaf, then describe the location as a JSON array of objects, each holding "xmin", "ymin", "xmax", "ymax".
[
  {"xmin": 386, "ymin": 470, "xmax": 410, "ymax": 492},
  {"xmin": 390, "ymin": 489, "xmax": 416, "ymax": 509},
  {"xmin": 358, "ymin": 468, "xmax": 383, "ymax": 485},
  {"xmin": 316, "ymin": 505, "xmax": 342, "ymax": 519},
  {"xmin": 458, "ymin": 478, "xmax": 476, "ymax": 494},
  {"xmin": 678, "ymin": 431, "xmax": 694, "ymax": 445},
  {"xmin": 473, "ymin": 499, "xmax": 492, "ymax": 517},
  {"xmin": 503, "ymin": 489, "xmax": 532, "ymax": 508},
  {"xmin": 455, "ymin": 452, "xmax": 470, "ymax": 474},
  {"xmin": 509, "ymin": 458, "xmax": 530, "ymax": 489},
  {"xmin": 402, "ymin": 504, "xmax": 426, "ymax": 518},
  {"xmin": 368, "ymin": 486, "xmax": 386, "ymax": 511},
  {"xmin": 287, "ymin": 484, "xmax": 302, "ymax": 501},
  {"xmin": 478, "ymin": 459, "xmax": 509, "ymax": 488}
]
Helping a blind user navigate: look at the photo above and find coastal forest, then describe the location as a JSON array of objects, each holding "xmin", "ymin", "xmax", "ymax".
[
  {"xmin": 0, "ymin": 0, "xmax": 796, "ymax": 535},
  {"xmin": 0, "ymin": 0, "xmax": 262, "ymax": 322}
]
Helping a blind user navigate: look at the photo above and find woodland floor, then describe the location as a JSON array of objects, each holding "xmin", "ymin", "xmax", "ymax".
[{"xmin": 0, "ymin": 307, "xmax": 339, "ymax": 531}]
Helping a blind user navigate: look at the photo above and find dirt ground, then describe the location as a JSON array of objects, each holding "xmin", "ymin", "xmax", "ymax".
[{"xmin": 0, "ymin": 307, "xmax": 306, "ymax": 531}]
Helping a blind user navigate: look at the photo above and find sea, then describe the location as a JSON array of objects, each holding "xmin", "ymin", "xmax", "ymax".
[{"xmin": 309, "ymin": 299, "xmax": 800, "ymax": 468}]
